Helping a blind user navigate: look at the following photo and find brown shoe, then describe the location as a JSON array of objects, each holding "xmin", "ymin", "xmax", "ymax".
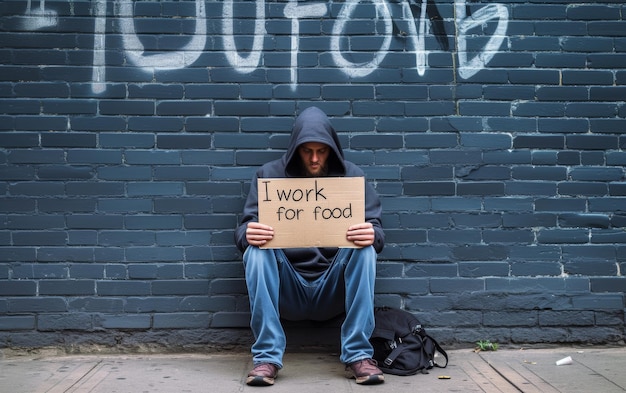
[
  {"xmin": 345, "ymin": 358, "xmax": 385, "ymax": 385},
  {"xmin": 246, "ymin": 363, "xmax": 278, "ymax": 386}
]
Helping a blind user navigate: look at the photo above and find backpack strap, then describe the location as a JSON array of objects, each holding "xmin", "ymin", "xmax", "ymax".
[
  {"xmin": 429, "ymin": 335, "xmax": 449, "ymax": 368},
  {"xmin": 382, "ymin": 342, "xmax": 406, "ymax": 368}
]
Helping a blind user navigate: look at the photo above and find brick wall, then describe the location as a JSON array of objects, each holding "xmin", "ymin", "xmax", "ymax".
[{"xmin": 1, "ymin": 0, "xmax": 625, "ymax": 351}]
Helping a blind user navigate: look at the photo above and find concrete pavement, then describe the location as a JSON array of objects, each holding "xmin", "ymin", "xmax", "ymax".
[{"xmin": 1, "ymin": 346, "xmax": 625, "ymax": 392}]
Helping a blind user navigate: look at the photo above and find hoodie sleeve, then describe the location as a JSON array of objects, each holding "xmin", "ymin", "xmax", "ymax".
[
  {"xmin": 343, "ymin": 161, "xmax": 385, "ymax": 253},
  {"xmin": 364, "ymin": 177, "xmax": 385, "ymax": 254},
  {"xmin": 234, "ymin": 171, "xmax": 261, "ymax": 253}
]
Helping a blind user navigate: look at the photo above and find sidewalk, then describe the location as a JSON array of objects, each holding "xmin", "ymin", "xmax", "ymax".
[{"xmin": 1, "ymin": 346, "xmax": 625, "ymax": 392}]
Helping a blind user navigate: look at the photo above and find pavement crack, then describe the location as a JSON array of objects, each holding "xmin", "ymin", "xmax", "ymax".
[{"xmin": 60, "ymin": 360, "xmax": 103, "ymax": 393}]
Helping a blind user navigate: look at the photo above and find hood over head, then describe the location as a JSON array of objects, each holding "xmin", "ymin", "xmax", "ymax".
[{"xmin": 283, "ymin": 106, "xmax": 345, "ymax": 177}]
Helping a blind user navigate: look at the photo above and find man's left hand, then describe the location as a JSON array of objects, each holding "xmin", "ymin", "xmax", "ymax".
[{"xmin": 346, "ymin": 223, "xmax": 375, "ymax": 247}]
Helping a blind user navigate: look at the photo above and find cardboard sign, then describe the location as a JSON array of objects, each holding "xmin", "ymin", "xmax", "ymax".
[{"xmin": 258, "ymin": 177, "xmax": 365, "ymax": 248}]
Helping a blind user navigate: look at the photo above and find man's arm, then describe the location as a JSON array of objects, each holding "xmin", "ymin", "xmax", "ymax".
[{"xmin": 234, "ymin": 173, "xmax": 261, "ymax": 252}]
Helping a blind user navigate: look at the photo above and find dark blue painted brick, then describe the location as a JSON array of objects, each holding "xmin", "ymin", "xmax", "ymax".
[
  {"xmin": 590, "ymin": 277, "xmax": 626, "ymax": 293},
  {"xmin": 14, "ymin": 82, "xmax": 69, "ymax": 97},
  {"xmin": 514, "ymin": 135, "xmax": 564, "ymax": 149},
  {"xmin": 99, "ymin": 314, "xmax": 152, "ymax": 329},
  {"xmin": 566, "ymin": 135, "xmax": 619, "ymax": 150},
  {"xmin": 39, "ymin": 280, "xmax": 95, "ymax": 296},
  {"xmin": 43, "ymin": 99, "xmax": 97, "ymax": 115},
  {"xmin": 431, "ymin": 278, "xmax": 484, "ymax": 293},
  {"xmin": 432, "ymin": 197, "xmax": 482, "ymax": 212},
  {"xmin": 452, "ymin": 245, "xmax": 508, "ymax": 261},
  {"xmin": 567, "ymin": 5, "xmax": 621, "ymax": 20},
  {"xmin": 41, "ymin": 133, "xmax": 96, "ymax": 148},
  {"xmin": 8, "ymin": 298, "xmax": 67, "ymax": 312},
  {"xmin": 405, "ymin": 182, "xmax": 455, "ymax": 196},
  {"xmin": 375, "ymin": 278, "xmax": 429, "ymax": 295},
  {"xmin": 537, "ymin": 86, "xmax": 589, "ymax": 101},
  {"xmin": 590, "ymin": 119, "xmax": 626, "ymax": 134},
  {"xmin": 511, "ymin": 261, "xmax": 561, "ymax": 276},
  {"xmin": 458, "ymin": 182, "xmax": 505, "ymax": 196},
  {"xmin": 70, "ymin": 265, "xmax": 105, "ymax": 279},
  {"xmin": 570, "ymin": 167, "xmax": 623, "ymax": 182},
  {"xmin": 351, "ymin": 134, "xmax": 403, "ymax": 149},
  {"xmin": 99, "ymin": 133, "xmax": 155, "ymax": 148},
  {"xmin": 128, "ymin": 84, "xmax": 184, "ymax": 99},
  {"xmin": 214, "ymin": 133, "xmax": 270, "ymax": 149},
  {"xmin": 100, "ymin": 100, "xmax": 154, "ymax": 115},
  {"xmin": 186, "ymin": 117, "xmax": 239, "ymax": 132},
  {"xmin": 558, "ymin": 182, "xmax": 608, "ymax": 196},
  {"xmin": 430, "ymin": 150, "xmax": 482, "ymax": 164},
  {"xmin": 128, "ymin": 117, "xmax": 184, "ymax": 132},
  {"xmin": 0, "ymin": 280, "xmax": 37, "ymax": 296},
  {"xmin": 508, "ymin": 69, "xmax": 561, "ymax": 84},
  {"xmin": 157, "ymin": 101, "xmax": 211, "ymax": 116},
  {"xmin": 589, "ymin": 83, "xmax": 626, "ymax": 101},
  {"xmin": 563, "ymin": 70, "xmax": 614, "ymax": 85},
  {"xmin": 37, "ymin": 313, "xmax": 94, "ymax": 331},
  {"xmin": 16, "ymin": 116, "xmax": 68, "ymax": 131},
  {"xmin": 128, "ymin": 264, "xmax": 184, "ymax": 279},
  {"xmin": 0, "ymin": 316, "xmax": 35, "ymax": 330},
  {"xmin": 535, "ymin": 21, "xmax": 587, "ymax": 35},
  {"xmin": 459, "ymin": 102, "xmax": 511, "ymax": 116},
  {"xmin": 67, "ymin": 150, "xmax": 123, "ymax": 164},
  {"xmin": 97, "ymin": 281, "xmax": 151, "ymax": 296},
  {"xmin": 588, "ymin": 22, "xmax": 626, "ymax": 37},
  {"xmin": 404, "ymin": 133, "xmax": 458, "ymax": 149}
]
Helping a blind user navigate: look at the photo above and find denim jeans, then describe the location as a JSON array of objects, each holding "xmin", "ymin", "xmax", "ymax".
[{"xmin": 243, "ymin": 246, "xmax": 377, "ymax": 368}]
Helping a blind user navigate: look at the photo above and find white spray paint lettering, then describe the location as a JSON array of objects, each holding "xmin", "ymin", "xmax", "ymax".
[
  {"xmin": 17, "ymin": 0, "xmax": 509, "ymax": 94},
  {"xmin": 223, "ymin": 0, "xmax": 266, "ymax": 72},
  {"xmin": 331, "ymin": 0, "xmax": 393, "ymax": 79},
  {"xmin": 283, "ymin": 1, "xmax": 327, "ymax": 88},
  {"xmin": 92, "ymin": 0, "xmax": 107, "ymax": 94},
  {"xmin": 117, "ymin": 0, "xmax": 207, "ymax": 68},
  {"xmin": 455, "ymin": 2, "xmax": 509, "ymax": 80},
  {"xmin": 21, "ymin": 0, "xmax": 58, "ymax": 30}
]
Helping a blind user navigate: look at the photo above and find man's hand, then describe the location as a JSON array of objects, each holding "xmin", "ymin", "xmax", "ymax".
[
  {"xmin": 246, "ymin": 222, "xmax": 274, "ymax": 247},
  {"xmin": 346, "ymin": 222, "xmax": 375, "ymax": 247}
]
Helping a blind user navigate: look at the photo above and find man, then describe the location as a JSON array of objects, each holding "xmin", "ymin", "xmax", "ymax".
[{"xmin": 234, "ymin": 106, "xmax": 385, "ymax": 386}]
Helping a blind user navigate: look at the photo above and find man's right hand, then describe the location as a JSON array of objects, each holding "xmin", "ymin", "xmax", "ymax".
[{"xmin": 245, "ymin": 222, "xmax": 274, "ymax": 247}]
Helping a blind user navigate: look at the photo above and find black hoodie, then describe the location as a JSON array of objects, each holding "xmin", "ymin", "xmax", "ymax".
[{"xmin": 234, "ymin": 106, "xmax": 384, "ymax": 280}]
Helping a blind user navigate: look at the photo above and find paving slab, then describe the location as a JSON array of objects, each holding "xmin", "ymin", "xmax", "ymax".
[
  {"xmin": 478, "ymin": 347, "xmax": 626, "ymax": 393},
  {"xmin": 1, "ymin": 347, "xmax": 624, "ymax": 392}
]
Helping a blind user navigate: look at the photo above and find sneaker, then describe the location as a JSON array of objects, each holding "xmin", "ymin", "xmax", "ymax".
[
  {"xmin": 345, "ymin": 358, "xmax": 385, "ymax": 385},
  {"xmin": 246, "ymin": 363, "xmax": 278, "ymax": 386}
]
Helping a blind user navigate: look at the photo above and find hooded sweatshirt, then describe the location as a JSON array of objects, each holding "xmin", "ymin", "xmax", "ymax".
[{"xmin": 234, "ymin": 106, "xmax": 384, "ymax": 280}]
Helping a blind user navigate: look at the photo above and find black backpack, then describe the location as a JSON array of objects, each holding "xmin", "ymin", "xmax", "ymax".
[{"xmin": 369, "ymin": 306, "xmax": 449, "ymax": 376}]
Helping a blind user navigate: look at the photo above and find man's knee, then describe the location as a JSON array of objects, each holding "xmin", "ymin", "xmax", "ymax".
[
  {"xmin": 244, "ymin": 246, "xmax": 268, "ymax": 263},
  {"xmin": 344, "ymin": 246, "xmax": 377, "ymax": 274},
  {"xmin": 244, "ymin": 247, "xmax": 279, "ymax": 274},
  {"xmin": 352, "ymin": 246, "xmax": 376, "ymax": 264}
]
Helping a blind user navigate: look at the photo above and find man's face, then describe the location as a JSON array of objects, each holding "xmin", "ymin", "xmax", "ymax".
[{"xmin": 298, "ymin": 142, "xmax": 330, "ymax": 177}]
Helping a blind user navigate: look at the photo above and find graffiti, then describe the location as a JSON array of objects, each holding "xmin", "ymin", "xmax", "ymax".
[
  {"xmin": 92, "ymin": 0, "xmax": 107, "ymax": 94},
  {"xmin": 283, "ymin": 1, "xmax": 327, "ymax": 87},
  {"xmin": 223, "ymin": 0, "xmax": 267, "ymax": 73},
  {"xmin": 455, "ymin": 1, "xmax": 508, "ymax": 80},
  {"xmin": 15, "ymin": 0, "xmax": 509, "ymax": 94},
  {"xmin": 21, "ymin": 0, "xmax": 58, "ymax": 30},
  {"xmin": 331, "ymin": 0, "xmax": 393, "ymax": 79},
  {"xmin": 117, "ymin": 0, "xmax": 207, "ymax": 67}
]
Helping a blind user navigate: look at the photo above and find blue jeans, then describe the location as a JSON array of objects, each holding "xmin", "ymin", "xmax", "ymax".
[{"xmin": 243, "ymin": 246, "xmax": 377, "ymax": 368}]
